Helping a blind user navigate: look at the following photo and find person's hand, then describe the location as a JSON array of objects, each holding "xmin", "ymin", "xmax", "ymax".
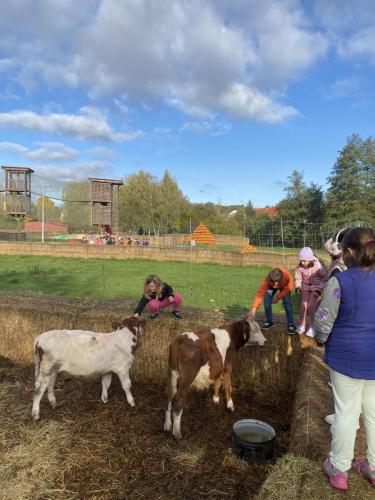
[
  {"xmin": 134, "ymin": 313, "xmax": 139, "ymax": 318},
  {"xmin": 272, "ymin": 296, "xmax": 279, "ymax": 304},
  {"xmin": 248, "ymin": 308, "xmax": 256, "ymax": 319},
  {"xmin": 295, "ymin": 288, "xmax": 302, "ymax": 296},
  {"xmin": 168, "ymin": 296, "xmax": 175, "ymax": 304}
]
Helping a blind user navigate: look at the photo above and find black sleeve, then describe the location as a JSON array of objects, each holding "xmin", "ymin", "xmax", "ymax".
[
  {"xmin": 163, "ymin": 283, "xmax": 174, "ymax": 298},
  {"xmin": 134, "ymin": 295, "xmax": 149, "ymax": 315}
]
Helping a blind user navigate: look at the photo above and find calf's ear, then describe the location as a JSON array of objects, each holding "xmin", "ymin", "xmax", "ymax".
[
  {"xmin": 138, "ymin": 318, "xmax": 146, "ymax": 329},
  {"xmin": 112, "ymin": 320, "xmax": 123, "ymax": 330}
]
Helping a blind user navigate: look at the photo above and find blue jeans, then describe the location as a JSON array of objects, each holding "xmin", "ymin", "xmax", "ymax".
[{"xmin": 263, "ymin": 289, "xmax": 294, "ymax": 326}]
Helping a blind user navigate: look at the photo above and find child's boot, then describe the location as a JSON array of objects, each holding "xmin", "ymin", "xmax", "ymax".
[
  {"xmin": 323, "ymin": 457, "xmax": 348, "ymax": 490},
  {"xmin": 353, "ymin": 458, "xmax": 375, "ymax": 488}
]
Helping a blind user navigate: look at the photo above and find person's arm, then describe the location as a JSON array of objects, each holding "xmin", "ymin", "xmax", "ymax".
[
  {"xmin": 294, "ymin": 267, "xmax": 302, "ymax": 292},
  {"xmin": 251, "ymin": 277, "xmax": 269, "ymax": 314},
  {"xmin": 134, "ymin": 295, "xmax": 149, "ymax": 315},
  {"xmin": 163, "ymin": 283, "xmax": 175, "ymax": 303},
  {"xmin": 276, "ymin": 271, "xmax": 294, "ymax": 301},
  {"xmin": 314, "ymin": 277, "xmax": 341, "ymax": 344}
]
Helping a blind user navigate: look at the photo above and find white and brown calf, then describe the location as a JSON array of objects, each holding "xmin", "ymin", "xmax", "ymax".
[
  {"xmin": 164, "ymin": 317, "xmax": 266, "ymax": 439},
  {"xmin": 32, "ymin": 316, "xmax": 145, "ymax": 420}
]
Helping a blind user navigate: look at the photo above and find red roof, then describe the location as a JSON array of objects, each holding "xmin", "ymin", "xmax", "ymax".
[
  {"xmin": 255, "ymin": 207, "xmax": 278, "ymax": 218},
  {"xmin": 25, "ymin": 221, "xmax": 68, "ymax": 233}
]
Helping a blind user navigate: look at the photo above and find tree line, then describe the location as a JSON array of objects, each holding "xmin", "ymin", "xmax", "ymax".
[{"xmin": 0, "ymin": 134, "xmax": 374, "ymax": 241}]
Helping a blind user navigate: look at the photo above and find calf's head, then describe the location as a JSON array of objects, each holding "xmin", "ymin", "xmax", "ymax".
[
  {"xmin": 112, "ymin": 316, "xmax": 146, "ymax": 335},
  {"xmin": 234, "ymin": 317, "xmax": 266, "ymax": 347},
  {"xmin": 245, "ymin": 317, "xmax": 266, "ymax": 346}
]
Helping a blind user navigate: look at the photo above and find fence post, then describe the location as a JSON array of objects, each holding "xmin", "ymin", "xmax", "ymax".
[{"xmin": 280, "ymin": 219, "xmax": 285, "ymax": 265}]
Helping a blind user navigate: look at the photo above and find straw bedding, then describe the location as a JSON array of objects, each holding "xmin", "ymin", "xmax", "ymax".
[{"xmin": 2, "ymin": 293, "xmax": 372, "ymax": 498}]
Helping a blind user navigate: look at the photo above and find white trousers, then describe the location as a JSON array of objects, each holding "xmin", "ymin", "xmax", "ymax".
[{"xmin": 330, "ymin": 368, "xmax": 375, "ymax": 471}]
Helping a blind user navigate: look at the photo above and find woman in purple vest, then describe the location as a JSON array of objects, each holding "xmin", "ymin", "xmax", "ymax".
[{"xmin": 314, "ymin": 227, "xmax": 375, "ymax": 491}]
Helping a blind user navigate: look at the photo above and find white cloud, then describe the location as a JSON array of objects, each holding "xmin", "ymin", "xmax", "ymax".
[
  {"xmin": 87, "ymin": 146, "xmax": 118, "ymax": 161},
  {"xmin": 180, "ymin": 120, "xmax": 232, "ymax": 136},
  {"xmin": 199, "ymin": 183, "xmax": 218, "ymax": 194},
  {"xmin": 0, "ymin": 0, "xmax": 330, "ymax": 124},
  {"xmin": 323, "ymin": 76, "xmax": 366, "ymax": 100},
  {"xmin": 0, "ymin": 141, "xmax": 28, "ymax": 155},
  {"xmin": 0, "ymin": 109, "xmax": 142, "ymax": 142},
  {"xmin": 314, "ymin": 0, "xmax": 375, "ymax": 63},
  {"xmin": 218, "ymin": 84, "xmax": 298, "ymax": 122},
  {"xmin": 0, "ymin": 140, "xmax": 79, "ymax": 162},
  {"xmin": 36, "ymin": 161, "xmax": 113, "ymax": 184}
]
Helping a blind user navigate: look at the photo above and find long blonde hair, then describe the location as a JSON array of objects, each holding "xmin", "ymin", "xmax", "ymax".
[{"xmin": 143, "ymin": 274, "xmax": 164, "ymax": 298}]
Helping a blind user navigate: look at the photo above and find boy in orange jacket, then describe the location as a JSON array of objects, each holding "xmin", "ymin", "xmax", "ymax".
[{"xmin": 249, "ymin": 268, "xmax": 295, "ymax": 335}]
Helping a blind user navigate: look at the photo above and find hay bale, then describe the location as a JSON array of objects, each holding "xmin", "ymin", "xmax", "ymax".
[
  {"xmin": 0, "ymin": 379, "xmax": 73, "ymax": 500},
  {"xmin": 289, "ymin": 346, "xmax": 366, "ymax": 461},
  {"xmin": 255, "ymin": 453, "xmax": 375, "ymax": 499}
]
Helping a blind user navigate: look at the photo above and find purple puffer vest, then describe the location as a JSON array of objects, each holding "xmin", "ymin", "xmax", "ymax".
[{"xmin": 324, "ymin": 267, "xmax": 375, "ymax": 379}]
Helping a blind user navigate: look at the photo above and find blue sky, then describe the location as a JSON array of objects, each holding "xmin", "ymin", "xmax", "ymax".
[{"xmin": 0, "ymin": 0, "xmax": 374, "ymax": 207}]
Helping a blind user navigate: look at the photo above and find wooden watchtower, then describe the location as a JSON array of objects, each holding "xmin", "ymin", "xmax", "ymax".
[
  {"xmin": 89, "ymin": 177, "xmax": 123, "ymax": 233},
  {"xmin": 1, "ymin": 166, "xmax": 34, "ymax": 218}
]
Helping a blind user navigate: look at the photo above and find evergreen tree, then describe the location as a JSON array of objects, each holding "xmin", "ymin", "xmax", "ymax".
[
  {"xmin": 325, "ymin": 134, "xmax": 375, "ymax": 225},
  {"xmin": 277, "ymin": 170, "xmax": 324, "ymax": 223}
]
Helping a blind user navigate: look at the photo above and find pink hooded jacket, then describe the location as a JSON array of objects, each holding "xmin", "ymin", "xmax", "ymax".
[{"xmin": 295, "ymin": 258, "xmax": 327, "ymax": 292}]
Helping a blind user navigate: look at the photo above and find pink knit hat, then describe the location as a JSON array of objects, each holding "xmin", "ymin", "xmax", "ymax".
[{"xmin": 299, "ymin": 247, "xmax": 314, "ymax": 261}]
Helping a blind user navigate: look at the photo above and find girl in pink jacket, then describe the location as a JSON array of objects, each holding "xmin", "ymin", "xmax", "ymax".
[{"xmin": 295, "ymin": 246, "xmax": 327, "ymax": 337}]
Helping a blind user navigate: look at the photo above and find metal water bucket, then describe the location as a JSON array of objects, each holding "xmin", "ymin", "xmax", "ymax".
[{"xmin": 232, "ymin": 419, "xmax": 276, "ymax": 464}]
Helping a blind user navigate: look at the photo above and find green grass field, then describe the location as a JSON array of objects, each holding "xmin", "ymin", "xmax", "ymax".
[{"xmin": 0, "ymin": 255, "xmax": 300, "ymax": 318}]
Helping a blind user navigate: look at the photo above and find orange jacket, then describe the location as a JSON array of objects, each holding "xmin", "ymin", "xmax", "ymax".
[{"xmin": 252, "ymin": 269, "xmax": 294, "ymax": 310}]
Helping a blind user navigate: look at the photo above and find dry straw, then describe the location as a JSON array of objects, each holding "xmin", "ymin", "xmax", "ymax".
[{"xmin": 0, "ymin": 293, "xmax": 373, "ymax": 498}]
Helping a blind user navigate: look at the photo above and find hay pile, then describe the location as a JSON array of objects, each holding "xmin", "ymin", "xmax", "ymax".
[
  {"xmin": 255, "ymin": 454, "xmax": 374, "ymax": 499},
  {"xmin": 255, "ymin": 345, "xmax": 374, "ymax": 499},
  {"xmin": 0, "ymin": 293, "xmax": 305, "ymax": 498}
]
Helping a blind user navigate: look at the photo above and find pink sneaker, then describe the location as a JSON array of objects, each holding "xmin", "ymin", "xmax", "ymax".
[
  {"xmin": 296, "ymin": 325, "xmax": 305, "ymax": 334},
  {"xmin": 323, "ymin": 457, "xmax": 348, "ymax": 490},
  {"xmin": 353, "ymin": 458, "xmax": 375, "ymax": 488}
]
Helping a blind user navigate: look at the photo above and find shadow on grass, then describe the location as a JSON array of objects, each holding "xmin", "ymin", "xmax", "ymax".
[{"xmin": 221, "ymin": 303, "xmax": 248, "ymax": 320}]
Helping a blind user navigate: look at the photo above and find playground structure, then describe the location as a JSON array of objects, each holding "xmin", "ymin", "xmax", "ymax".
[
  {"xmin": 1, "ymin": 166, "xmax": 34, "ymax": 219},
  {"xmin": 89, "ymin": 177, "xmax": 123, "ymax": 233}
]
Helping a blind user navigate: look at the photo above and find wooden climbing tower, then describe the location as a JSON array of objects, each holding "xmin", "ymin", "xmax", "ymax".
[
  {"xmin": 1, "ymin": 166, "xmax": 34, "ymax": 218},
  {"xmin": 188, "ymin": 222, "xmax": 216, "ymax": 244},
  {"xmin": 89, "ymin": 177, "xmax": 123, "ymax": 233}
]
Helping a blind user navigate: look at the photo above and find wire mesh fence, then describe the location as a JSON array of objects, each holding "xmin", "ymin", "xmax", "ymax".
[{"xmin": 0, "ymin": 171, "xmax": 371, "ymax": 251}]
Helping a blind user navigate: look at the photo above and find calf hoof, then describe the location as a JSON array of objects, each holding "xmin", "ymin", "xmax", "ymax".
[
  {"xmin": 226, "ymin": 399, "xmax": 234, "ymax": 412},
  {"xmin": 213, "ymin": 395, "xmax": 220, "ymax": 404},
  {"xmin": 172, "ymin": 430, "xmax": 182, "ymax": 440},
  {"xmin": 32, "ymin": 410, "xmax": 40, "ymax": 421},
  {"xmin": 101, "ymin": 396, "xmax": 109, "ymax": 404},
  {"xmin": 128, "ymin": 400, "xmax": 135, "ymax": 407},
  {"xmin": 164, "ymin": 421, "xmax": 172, "ymax": 432}
]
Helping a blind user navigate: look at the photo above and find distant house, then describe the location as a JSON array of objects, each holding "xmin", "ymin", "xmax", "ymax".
[
  {"xmin": 255, "ymin": 206, "xmax": 278, "ymax": 219},
  {"xmin": 25, "ymin": 221, "xmax": 68, "ymax": 233}
]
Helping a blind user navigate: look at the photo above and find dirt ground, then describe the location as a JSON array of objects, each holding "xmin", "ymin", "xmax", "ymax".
[{"xmin": 0, "ymin": 325, "xmax": 297, "ymax": 500}]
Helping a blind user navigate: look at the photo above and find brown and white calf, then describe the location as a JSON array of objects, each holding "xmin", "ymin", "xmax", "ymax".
[
  {"xmin": 32, "ymin": 317, "xmax": 145, "ymax": 420},
  {"xmin": 164, "ymin": 317, "xmax": 266, "ymax": 439}
]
